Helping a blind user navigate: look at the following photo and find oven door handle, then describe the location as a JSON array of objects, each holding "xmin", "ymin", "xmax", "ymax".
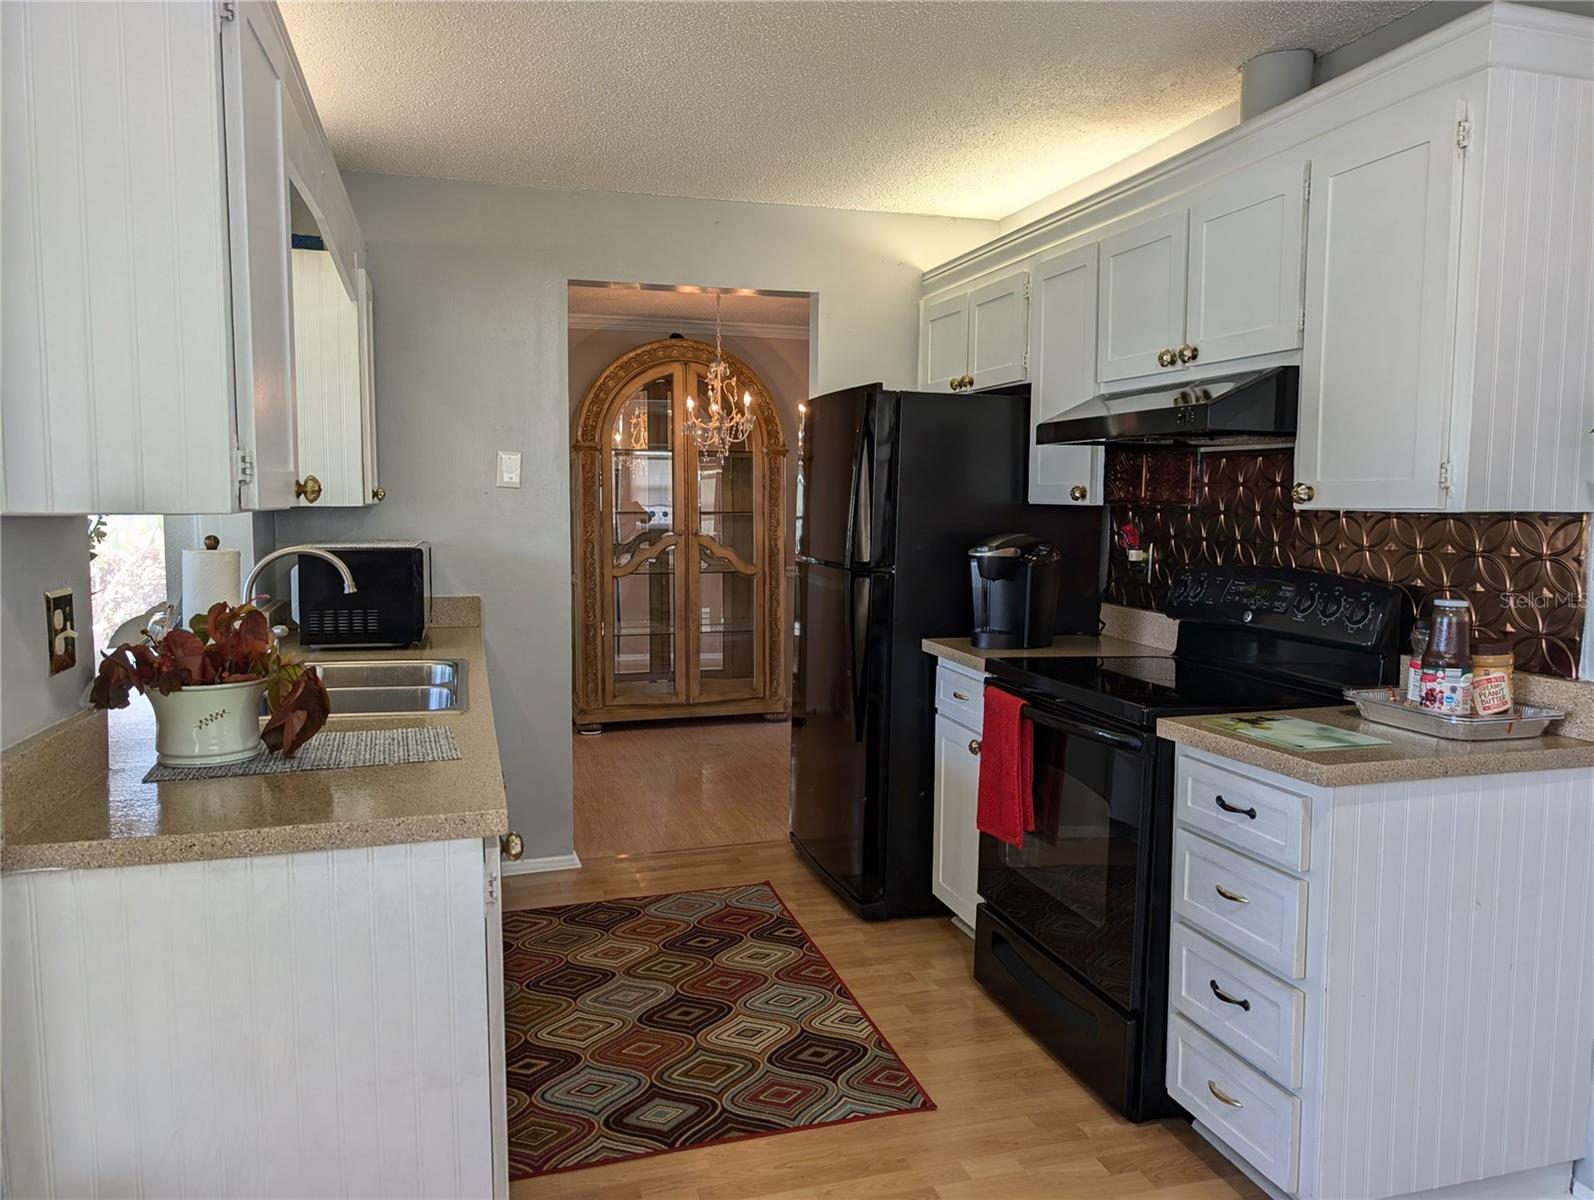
[{"xmin": 1018, "ymin": 703, "xmax": 1151, "ymax": 754}]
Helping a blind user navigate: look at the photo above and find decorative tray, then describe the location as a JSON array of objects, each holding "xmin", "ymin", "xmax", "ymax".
[{"xmin": 1342, "ymin": 687, "xmax": 1565, "ymax": 742}]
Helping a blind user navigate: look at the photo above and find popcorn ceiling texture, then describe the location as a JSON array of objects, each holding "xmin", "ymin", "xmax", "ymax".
[
  {"xmin": 1105, "ymin": 449, "xmax": 1589, "ymax": 680},
  {"xmin": 280, "ymin": 1, "xmax": 1421, "ymax": 220}
]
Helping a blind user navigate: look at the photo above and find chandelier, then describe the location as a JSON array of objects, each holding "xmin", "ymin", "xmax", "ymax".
[{"xmin": 685, "ymin": 294, "xmax": 755, "ymax": 455}]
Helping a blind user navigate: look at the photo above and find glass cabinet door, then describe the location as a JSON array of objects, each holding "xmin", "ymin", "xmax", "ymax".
[
  {"xmin": 687, "ymin": 365, "xmax": 762, "ymax": 700},
  {"xmin": 606, "ymin": 368, "xmax": 682, "ymax": 704}
]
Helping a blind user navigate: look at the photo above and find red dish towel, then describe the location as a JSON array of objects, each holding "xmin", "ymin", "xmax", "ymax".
[{"xmin": 976, "ymin": 687, "xmax": 1034, "ymax": 847}]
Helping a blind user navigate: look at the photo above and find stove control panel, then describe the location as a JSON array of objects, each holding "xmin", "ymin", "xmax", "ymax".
[{"xmin": 1166, "ymin": 565, "xmax": 1407, "ymax": 650}]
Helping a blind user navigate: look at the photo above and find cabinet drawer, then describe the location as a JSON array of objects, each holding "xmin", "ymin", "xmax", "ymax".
[
  {"xmin": 935, "ymin": 662, "xmax": 985, "ymax": 732},
  {"xmin": 1174, "ymin": 830, "xmax": 1307, "ymax": 978},
  {"xmin": 1177, "ymin": 755, "xmax": 1310, "ymax": 872},
  {"xmin": 1171, "ymin": 922, "xmax": 1304, "ymax": 1088},
  {"xmin": 1167, "ymin": 1015, "xmax": 1300, "ymax": 1193}
]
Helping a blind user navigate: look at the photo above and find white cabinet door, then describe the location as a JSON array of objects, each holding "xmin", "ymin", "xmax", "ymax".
[
  {"xmin": 291, "ymin": 249, "xmax": 364, "ymax": 506},
  {"xmin": 1186, "ymin": 160, "xmax": 1307, "ymax": 368},
  {"xmin": 358, "ymin": 268, "xmax": 380, "ymax": 503},
  {"xmin": 223, "ymin": 4, "xmax": 298, "ymax": 510},
  {"xmin": 932, "ymin": 713, "xmax": 983, "ymax": 928},
  {"xmin": 1297, "ymin": 90, "xmax": 1462, "ymax": 511},
  {"xmin": 920, "ymin": 291, "xmax": 969, "ymax": 391},
  {"xmin": 967, "ymin": 269, "xmax": 1029, "ymax": 389},
  {"xmin": 0, "ymin": 0, "xmax": 238, "ymax": 514},
  {"xmin": 1027, "ymin": 242, "xmax": 1103, "ymax": 505},
  {"xmin": 1098, "ymin": 209, "xmax": 1189, "ymax": 383}
]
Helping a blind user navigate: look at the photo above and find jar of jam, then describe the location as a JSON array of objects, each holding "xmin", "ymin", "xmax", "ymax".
[{"xmin": 1420, "ymin": 598, "xmax": 1473, "ymax": 714}]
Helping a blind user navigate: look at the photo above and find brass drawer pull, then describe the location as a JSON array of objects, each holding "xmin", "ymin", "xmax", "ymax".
[
  {"xmin": 1214, "ymin": 794, "xmax": 1257, "ymax": 820},
  {"xmin": 1214, "ymin": 883, "xmax": 1250, "ymax": 905},
  {"xmin": 1209, "ymin": 979, "xmax": 1252, "ymax": 1011},
  {"xmin": 1207, "ymin": 1080, "xmax": 1245, "ymax": 1108}
]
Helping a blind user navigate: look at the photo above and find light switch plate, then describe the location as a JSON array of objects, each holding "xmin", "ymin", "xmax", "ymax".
[
  {"xmin": 45, "ymin": 587, "xmax": 77, "ymax": 676},
  {"xmin": 496, "ymin": 450, "xmax": 523, "ymax": 488}
]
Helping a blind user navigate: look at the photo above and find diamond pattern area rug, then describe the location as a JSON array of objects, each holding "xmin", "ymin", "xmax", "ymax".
[{"xmin": 503, "ymin": 882, "xmax": 934, "ymax": 1178}]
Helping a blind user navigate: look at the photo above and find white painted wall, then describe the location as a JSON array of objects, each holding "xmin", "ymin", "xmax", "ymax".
[
  {"xmin": 274, "ymin": 174, "xmax": 994, "ymax": 856},
  {"xmin": 1, "ymin": 516, "xmax": 94, "ymax": 749}
]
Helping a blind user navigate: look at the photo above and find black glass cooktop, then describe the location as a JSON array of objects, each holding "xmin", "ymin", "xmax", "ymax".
[{"xmin": 985, "ymin": 654, "xmax": 1345, "ymax": 730}]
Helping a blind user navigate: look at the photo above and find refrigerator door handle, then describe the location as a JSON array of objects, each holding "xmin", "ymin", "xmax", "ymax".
[
  {"xmin": 850, "ymin": 574, "xmax": 870, "ymax": 742},
  {"xmin": 850, "ymin": 408, "xmax": 873, "ymax": 567}
]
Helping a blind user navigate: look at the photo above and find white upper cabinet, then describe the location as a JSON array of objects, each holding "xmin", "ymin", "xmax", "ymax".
[
  {"xmin": 225, "ymin": 4, "xmax": 299, "ymax": 511},
  {"xmin": 358, "ymin": 269, "xmax": 382, "ymax": 504},
  {"xmin": 291, "ymin": 249, "xmax": 366, "ymax": 507},
  {"xmin": 967, "ymin": 270, "xmax": 1029, "ymax": 389},
  {"xmin": 919, "ymin": 6, "xmax": 1593, "ymax": 514},
  {"xmin": 1027, "ymin": 242, "xmax": 1103, "ymax": 505},
  {"xmin": 1097, "ymin": 210, "xmax": 1189, "ymax": 384},
  {"xmin": 919, "ymin": 269, "xmax": 1028, "ymax": 392},
  {"xmin": 1, "ymin": 0, "xmax": 368, "ymax": 515},
  {"xmin": 1185, "ymin": 160, "xmax": 1307, "ymax": 368},
  {"xmin": 920, "ymin": 292, "xmax": 970, "ymax": 391},
  {"xmin": 1296, "ymin": 89, "xmax": 1461, "ymax": 512}
]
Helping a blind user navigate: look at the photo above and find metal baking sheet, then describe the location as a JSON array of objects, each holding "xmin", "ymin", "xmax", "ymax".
[{"xmin": 1341, "ymin": 687, "xmax": 1565, "ymax": 741}]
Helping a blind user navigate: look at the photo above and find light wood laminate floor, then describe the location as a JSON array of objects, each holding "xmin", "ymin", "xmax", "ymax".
[
  {"xmin": 505, "ymin": 841, "xmax": 1262, "ymax": 1200},
  {"xmin": 572, "ymin": 717, "xmax": 791, "ymax": 858}
]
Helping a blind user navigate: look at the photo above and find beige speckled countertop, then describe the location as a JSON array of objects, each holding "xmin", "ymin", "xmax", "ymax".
[
  {"xmin": 922, "ymin": 634, "xmax": 1171, "ymax": 671},
  {"xmin": 2, "ymin": 625, "xmax": 507, "ymax": 873},
  {"xmin": 1158, "ymin": 705, "xmax": 1594, "ymax": 788}
]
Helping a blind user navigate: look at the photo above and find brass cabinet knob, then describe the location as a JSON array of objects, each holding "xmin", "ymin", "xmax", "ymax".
[
  {"xmin": 371, "ymin": 486, "xmax": 386, "ymax": 502},
  {"xmin": 1178, "ymin": 343, "xmax": 1199, "ymax": 363},
  {"xmin": 1157, "ymin": 348, "xmax": 1178, "ymax": 368},
  {"xmin": 948, "ymin": 377, "xmax": 962, "ymax": 391},
  {"xmin": 1291, "ymin": 482, "xmax": 1315, "ymax": 504},
  {"xmin": 967, "ymin": 738, "xmax": 981, "ymax": 756},
  {"xmin": 1069, "ymin": 485, "xmax": 1088, "ymax": 502},
  {"xmin": 500, "ymin": 831, "xmax": 524, "ymax": 861},
  {"xmin": 294, "ymin": 474, "xmax": 323, "ymax": 503}
]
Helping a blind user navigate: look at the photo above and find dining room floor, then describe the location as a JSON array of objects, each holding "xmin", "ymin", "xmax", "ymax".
[
  {"xmin": 572, "ymin": 716, "xmax": 791, "ymax": 858},
  {"xmin": 504, "ymin": 840, "xmax": 1263, "ymax": 1200}
]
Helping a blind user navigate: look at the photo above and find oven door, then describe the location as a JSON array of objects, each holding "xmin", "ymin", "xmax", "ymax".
[{"xmin": 977, "ymin": 697, "xmax": 1159, "ymax": 1014}]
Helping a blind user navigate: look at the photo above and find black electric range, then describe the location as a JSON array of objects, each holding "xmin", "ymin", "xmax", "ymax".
[{"xmin": 970, "ymin": 565, "xmax": 1410, "ymax": 1122}]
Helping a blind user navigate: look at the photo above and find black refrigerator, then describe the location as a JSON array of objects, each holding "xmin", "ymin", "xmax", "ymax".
[{"xmin": 789, "ymin": 383, "xmax": 1104, "ymax": 918}]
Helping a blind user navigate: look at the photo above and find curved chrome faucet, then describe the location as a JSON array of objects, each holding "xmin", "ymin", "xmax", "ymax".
[{"xmin": 243, "ymin": 544, "xmax": 358, "ymax": 608}]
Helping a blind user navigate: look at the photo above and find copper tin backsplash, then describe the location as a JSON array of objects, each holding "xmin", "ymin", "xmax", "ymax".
[{"xmin": 1105, "ymin": 449, "xmax": 1589, "ymax": 679}]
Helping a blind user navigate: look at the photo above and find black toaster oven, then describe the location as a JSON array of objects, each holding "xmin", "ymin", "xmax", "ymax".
[{"xmin": 295, "ymin": 541, "xmax": 430, "ymax": 648}]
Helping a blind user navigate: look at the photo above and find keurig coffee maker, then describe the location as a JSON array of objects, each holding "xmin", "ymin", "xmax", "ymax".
[{"xmin": 969, "ymin": 534, "xmax": 1064, "ymax": 649}]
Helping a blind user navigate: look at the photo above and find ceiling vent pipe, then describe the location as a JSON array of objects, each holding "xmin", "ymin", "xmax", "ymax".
[{"xmin": 1240, "ymin": 49, "xmax": 1315, "ymax": 120}]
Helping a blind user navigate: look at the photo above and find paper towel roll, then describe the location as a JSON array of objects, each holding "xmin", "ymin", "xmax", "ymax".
[{"xmin": 181, "ymin": 547, "xmax": 242, "ymax": 624}]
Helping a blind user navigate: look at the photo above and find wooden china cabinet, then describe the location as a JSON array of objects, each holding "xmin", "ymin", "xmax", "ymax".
[{"xmin": 572, "ymin": 339, "xmax": 788, "ymax": 729}]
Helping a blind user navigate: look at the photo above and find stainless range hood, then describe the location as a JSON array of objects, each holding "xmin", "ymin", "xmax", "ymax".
[{"xmin": 1037, "ymin": 366, "xmax": 1298, "ymax": 446}]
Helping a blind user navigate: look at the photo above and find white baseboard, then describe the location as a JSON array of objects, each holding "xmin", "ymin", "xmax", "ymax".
[{"xmin": 501, "ymin": 852, "xmax": 582, "ymax": 876}]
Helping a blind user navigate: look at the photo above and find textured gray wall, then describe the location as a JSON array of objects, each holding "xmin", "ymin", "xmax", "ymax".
[{"xmin": 274, "ymin": 172, "xmax": 993, "ymax": 858}]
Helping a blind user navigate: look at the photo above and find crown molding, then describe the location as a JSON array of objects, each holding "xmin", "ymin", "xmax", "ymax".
[{"xmin": 566, "ymin": 312, "xmax": 809, "ymax": 341}]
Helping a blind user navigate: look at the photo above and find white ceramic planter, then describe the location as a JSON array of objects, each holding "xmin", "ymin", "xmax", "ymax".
[{"xmin": 145, "ymin": 679, "xmax": 268, "ymax": 766}]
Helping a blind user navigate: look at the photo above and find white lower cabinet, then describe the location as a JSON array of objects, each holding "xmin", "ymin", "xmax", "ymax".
[
  {"xmin": 1168, "ymin": 746, "xmax": 1594, "ymax": 1199},
  {"xmin": 931, "ymin": 661, "xmax": 984, "ymax": 929},
  {"xmin": 1, "ymin": 839, "xmax": 508, "ymax": 1197}
]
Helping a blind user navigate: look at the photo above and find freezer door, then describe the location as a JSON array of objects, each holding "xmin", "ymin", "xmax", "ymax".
[
  {"xmin": 789, "ymin": 561, "xmax": 892, "ymax": 905},
  {"xmin": 797, "ymin": 385, "xmax": 870, "ymax": 567},
  {"xmin": 851, "ymin": 389, "xmax": 900, "ymax": 571}
]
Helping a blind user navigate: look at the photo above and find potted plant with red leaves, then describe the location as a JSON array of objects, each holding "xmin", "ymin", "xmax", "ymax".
[{"xmin": 91, "ymin": 602, "xmax": 331, "ymax": 766}]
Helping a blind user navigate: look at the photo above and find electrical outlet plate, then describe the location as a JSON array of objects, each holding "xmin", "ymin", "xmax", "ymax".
[
  {"xmin": 45, "ymin": 587, "xmax": 77, "ymax": 676},
  {"xmin": 496, "ymin": 450, "xmax": 523, "ymax": 488}
]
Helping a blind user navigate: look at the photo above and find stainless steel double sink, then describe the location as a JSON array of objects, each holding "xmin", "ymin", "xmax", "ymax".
[{"xmin": 300, "ymin": 658, "xmax": 468, "ymax": 716}]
